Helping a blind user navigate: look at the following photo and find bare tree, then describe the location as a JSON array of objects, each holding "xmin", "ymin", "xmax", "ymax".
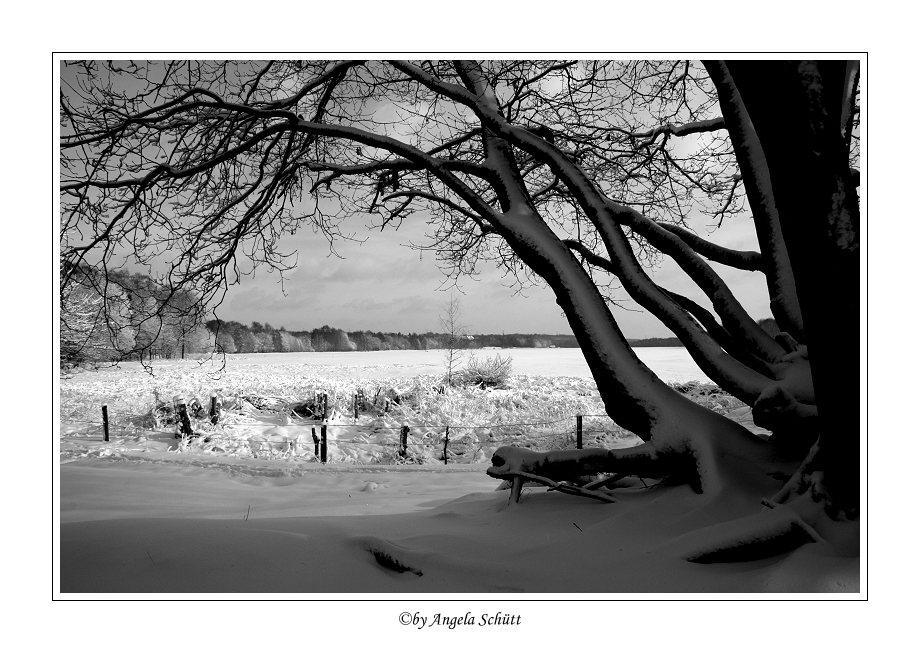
[
  {"xmin": 60, "ymin": 60, "xmax": 860, "ymax": 556},
  {"xmin": 439, "ymin": 294, "xmax": 468, "ymax": 386},
  {"xmin": 60, "ymin": 267, "xmax": 136, "ymax": 370}
]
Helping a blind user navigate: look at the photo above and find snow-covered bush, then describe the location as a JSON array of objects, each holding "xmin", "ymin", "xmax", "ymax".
[
  {"xmin": 453, "ymin": 354, "xmax": 513, "ymax": 389},
  {"xmin": 669, "ymin": 380, "xmax": 744, "ymax": 416}
]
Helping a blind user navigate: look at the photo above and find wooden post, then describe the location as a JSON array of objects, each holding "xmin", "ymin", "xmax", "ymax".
[
  {"xmin": 322, "ymin": 393, "xmax": 328, "ymax": 421},
  {"xmin": 353, "ymin": 393, "xmax": 359, "ymax": 421},
  {"xmin": 400, "ymin": 424, "xmax": 409, "ymax": 457},
  {"xmin": 176, "ymin": 398, "xmax": 193, "ymax": 439},
  {"xmin": 311, "ymin": 427, "xmax": 319, "ymax": 456},
  {"xmin": 209, "ymin": 394, "xmax": 220, "ymax": 425},
  {"xmin": 102, "ymin": 405, "xmax": 110, "ymax": 442},
  {"xmin": 320, "ymin": 424, "xmax": 327, "ymax": 464},
  {"xmin": 576, "ymin": 415, "xmax": 583, "ymax": 450},
  {"xmin": 443, "ymin": 425, "xmax": 449, "ymax": 465}
]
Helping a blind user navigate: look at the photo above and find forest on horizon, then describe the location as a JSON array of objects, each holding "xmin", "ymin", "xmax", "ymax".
[
  {"xmin": 204, "ymin": 319, "xmax": 684, "ymax": 356},
  {"xmin": 62, "ymin": 266, "xmax": 690, "ymax": 365}
]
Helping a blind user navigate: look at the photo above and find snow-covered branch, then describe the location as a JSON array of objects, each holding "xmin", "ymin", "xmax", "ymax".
[
  {"xmin": 657, "ymin": 223, "xmax": 762, "ymax": 271},
  {"xmin": 629, "ymin": 117, "xmax": 726, "ymax": 146},
  {"xmin": 603, "ymin": 200, "xmax": 783, "ymax": 361}
]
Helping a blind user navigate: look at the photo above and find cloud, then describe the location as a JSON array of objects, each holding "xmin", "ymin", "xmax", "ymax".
[{"xmin": 299, "ymin": 254, "xmax": 426, "ymax": 286}]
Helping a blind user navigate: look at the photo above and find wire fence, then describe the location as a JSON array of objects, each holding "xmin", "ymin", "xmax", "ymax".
[{"xmin": 60, "ymin": 391, "xmax": 631, "ymax": 466}]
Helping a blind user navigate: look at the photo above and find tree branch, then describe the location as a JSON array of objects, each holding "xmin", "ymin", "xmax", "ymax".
[
  {"xmin": 384, "ymin": 191, "xmax": 494, "ymax": 234},
  {"xmin": 630, "ymin": 117, "xmax": 726, "ymax": 146},
  {"xmin": 564, "ymin": 238, "xmax": 776, "ymax": 383},
  {"xmin": 658, "ymin": 287, "xmax": 775, "ymax": 378},
  {"xmin": 603, "ymin": 200, "xmax": 783, "ymax": 360},
  {"xmin": 657, "ymin": 223, "xmax": 762, "ymax": 271},
  {"xmin": 263, "ymin": 60, "xmax": 365, "ymax": 110}
]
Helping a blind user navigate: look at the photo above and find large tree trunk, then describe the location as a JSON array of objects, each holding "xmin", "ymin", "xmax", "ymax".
[{"xmin": 710, "ymin": 61, "xmax": 860, "ymax": 516}]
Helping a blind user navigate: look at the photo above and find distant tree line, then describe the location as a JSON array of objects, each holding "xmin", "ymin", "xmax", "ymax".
[
  {"xmin": 627, "ymin": 337, "xmax": 684, "ymax": 347},
  {"xmin": 205, "ymin": 321, "xmax": 590, "ymax": 353},
  {"xmin": 61, "ymin": 266, "xmax": 693, "ymax": 366},
  {"xmin": 205, "ymin": 323, "xmax": 693, "ymax": 353}
]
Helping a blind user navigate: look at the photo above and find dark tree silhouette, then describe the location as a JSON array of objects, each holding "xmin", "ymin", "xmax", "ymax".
[{"xmin": 60, "ymin": 60, "xmax": 860, "ymax": 557}]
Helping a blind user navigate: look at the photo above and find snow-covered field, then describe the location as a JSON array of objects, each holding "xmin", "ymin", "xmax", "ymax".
[
  {"xmin": 57, "ymin": 348, "xmax": 859, "ymax": 598},
  {"xmin": 175, "ymin": 346, "xmax": 716, "ymax": 381}
]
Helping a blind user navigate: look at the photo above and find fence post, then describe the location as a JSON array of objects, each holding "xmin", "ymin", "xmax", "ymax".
[
  {"xmin": 443, "ymin": 425, "xmax": 449, "ymax": 465},
  {"xmin": 311, "ymin": 427, "xmax": 319, "ymax": 456},
  {"xmin": 209, "ymin": 394, "xmax": 221, "ymax": 425},
  {"xmin": 102, "ymin": 405, "xmax": 110, "ymax": 442},
  {"xmin": 314, "ymin": 392, "xmax": 324, "ymax": 420},
  {"xmin": 400, "ymin": 424, "xmax": 409, "ymax": 457},
  {"xmin": 353, "ymin": 393, "xmax": 359, "ymax": 421},
  {"xmin": 320, "ymin": 424, "xmax": 327, "ymax": 464},
  {"xmin": 176, "ymin": 397, "xmax": 193, "ymax": 439},
  {"xmin": 576, "ymin": 414, "xmax": 583, "ymax": 450},
  {"xmin": 322, "ymin": 393, "xmax": 328, "ymax": 421}
]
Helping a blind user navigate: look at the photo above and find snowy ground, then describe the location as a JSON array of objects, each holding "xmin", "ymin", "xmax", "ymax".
[
  {"xmin": 184, "ymin": 346, "xmax": 715, "ymax": 381},
  {"xmin": 57, "ymin": 349, "xmax": 860, "ymax": 600}
]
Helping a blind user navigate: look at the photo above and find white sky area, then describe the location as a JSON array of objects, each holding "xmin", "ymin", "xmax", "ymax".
[{"xmin": 218, "ymin": 206, "xmax": 769, "ymax": 337}]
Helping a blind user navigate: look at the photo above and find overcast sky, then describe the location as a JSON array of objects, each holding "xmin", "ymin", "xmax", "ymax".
[{"xmin": 215, "ymin": 207, "xmax": 770, "ymax": 338}]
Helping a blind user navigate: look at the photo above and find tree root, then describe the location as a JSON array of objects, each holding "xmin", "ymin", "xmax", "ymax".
[
  {"xmin": 770, "ymin": 438, "xmax": 857, "ymax": 520},
  {"xmin": 668, "ymin": 502, "xmax": 824, "ymax": 564},
  {"xmin": 488, "ymin": 443, "xmax": 683, "ymax": 504}
]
